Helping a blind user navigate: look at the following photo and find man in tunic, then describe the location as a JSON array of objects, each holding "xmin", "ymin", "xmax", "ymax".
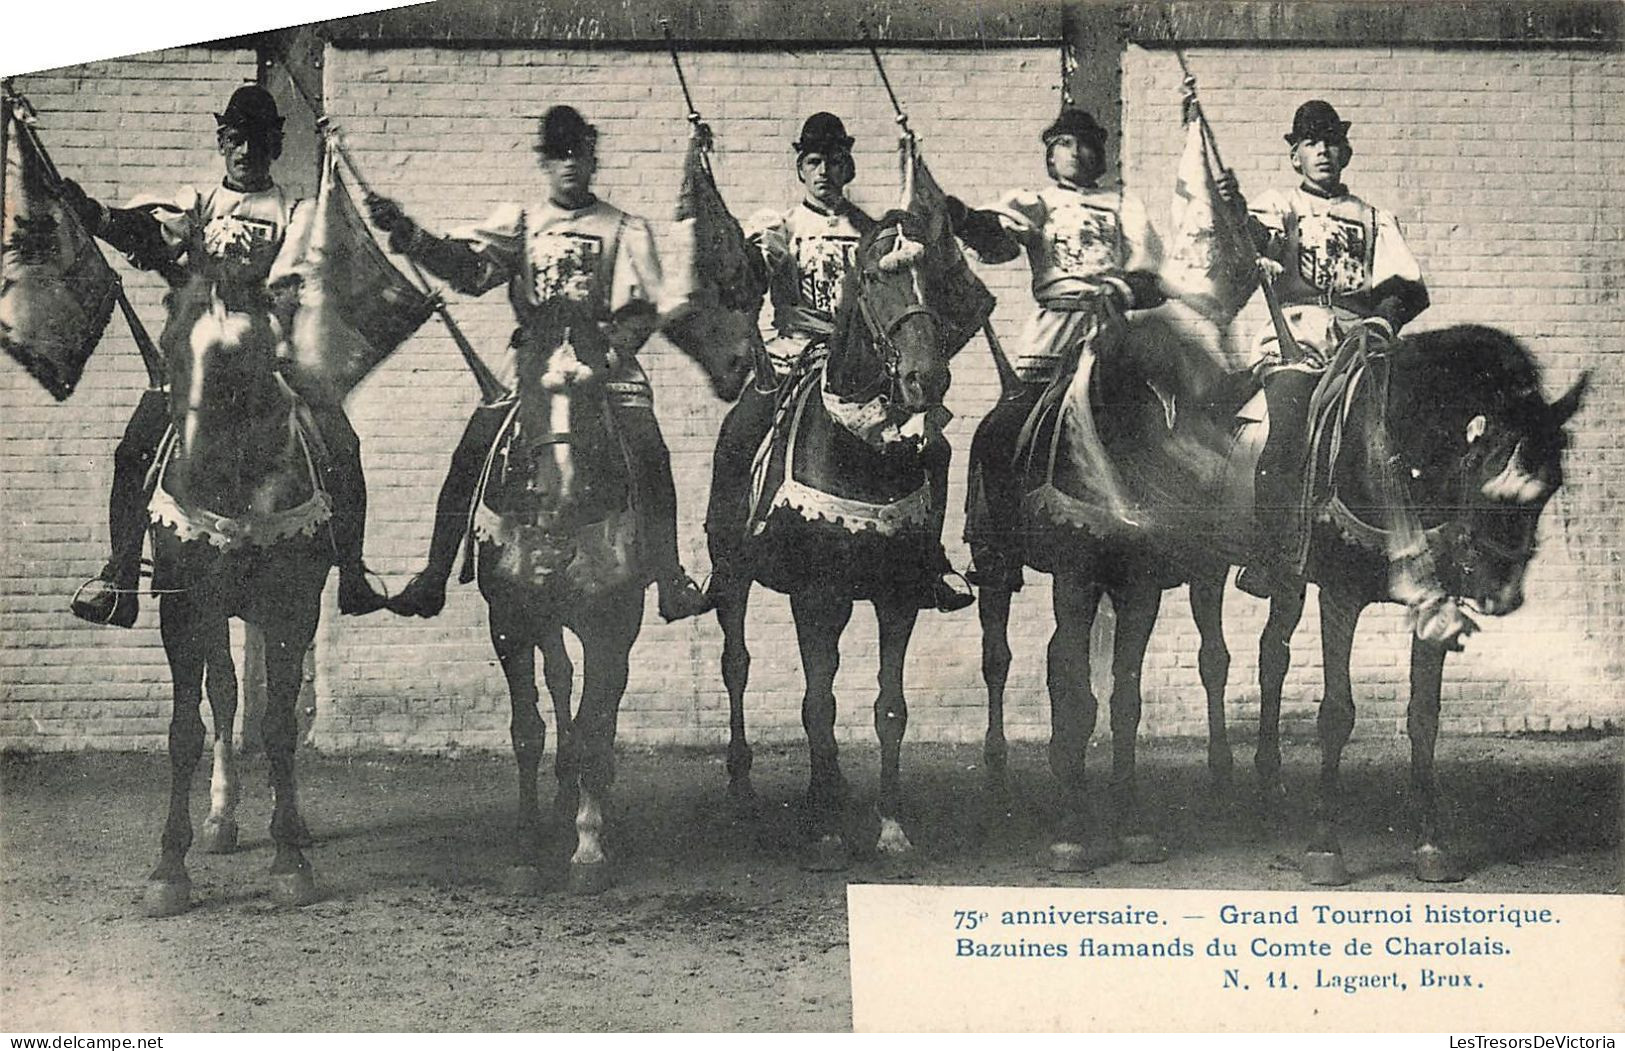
[
  {"xmin": 705, "ymin": 111, "xmax": 973, "ymax": 612},
  {"xmin": 1214, "ymin": 100, "xmax": 1435, "ymax": 608},
  {"xmin": 949, "ymin": 108, "xmax": 1166, "ymax": 589},
  {"xmin": 367, "ymin": 105, "xmax": 712, "ymax": 622},
  {"xmin": 61, "ymin": 84, "xmax": 387, "ymax": 626}
]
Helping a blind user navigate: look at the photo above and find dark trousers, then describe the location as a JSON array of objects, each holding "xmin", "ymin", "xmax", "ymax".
[
  {"xmin": 304, "ymin": 399, "xmax": 369, "ymax": 572},
  {"xmin": 1253, "ymin": 368, "xmax": 1319, "ymax": 569},
  {"xmin": 423, "ymin": 399, "xmax": 686, "ymax": 583},
  {"xmin": 104, "ymin": 389, "xmax": 171, "ymax": 585},
  {"xmin": 966, "ymin": 382, "xmax": 1045, "ymax": 564}
]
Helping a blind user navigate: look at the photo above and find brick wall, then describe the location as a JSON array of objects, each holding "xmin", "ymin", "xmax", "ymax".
[{"xmin": 3, "ymin": 35, "xmax": 1619, "ymax": 752}]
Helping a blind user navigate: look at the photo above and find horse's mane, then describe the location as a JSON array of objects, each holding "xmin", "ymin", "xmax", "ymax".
[{"xmin": 1390, "ymin": 325, "xmax": 1545, "ymax": 408}]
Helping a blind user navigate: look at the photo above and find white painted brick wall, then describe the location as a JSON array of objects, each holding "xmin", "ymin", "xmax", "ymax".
[{"xmin": 3, "ymin": 39, "xmax": 1619, "ymax": 752}]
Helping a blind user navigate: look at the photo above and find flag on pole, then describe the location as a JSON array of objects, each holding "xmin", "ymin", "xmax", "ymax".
[
  {"xmin": 0, "ymin": 96, "xmax": 118, "ymax": 401},
  {"xmin": 661, "ymin": 131, "xmax": 765, "ymax": 374},
  {"xmin": 1160, "ymin": 114, "xmax": 1257, "ymax": 326},
  {"xmin": 897, "ymin": 134, "xmax": 994, "ymax": 359},
  {"xmin": 273, "ymin": 149, "xmax": 435, "ymax": 400}
]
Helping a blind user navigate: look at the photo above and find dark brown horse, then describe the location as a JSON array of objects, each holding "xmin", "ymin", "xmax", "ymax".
[
  {"xmin": 143, "ymin": 277, "xmax": 336, "ymax": 916},
  {"xmin": 707, "ymin": 213, "xmax": 954, "ymax": 869},
  {"xmin": 974, "ymin": 316, "xmax": 1585, "ymax": 882},
  {"xmin": 476, "ymin": 319, "xmax": 746, "ymax": 895}
]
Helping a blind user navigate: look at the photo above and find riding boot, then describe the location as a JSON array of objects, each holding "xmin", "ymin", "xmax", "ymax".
[
  {"xmin": 72, "ymin": 389, "xmax": 169, "ymax": 628},
  {"xmin": 964, "ymin": 386, "xmax": 1041, "ymax": 592},
  {"xmin": 390, "ymin": 402, "xmax": 510, "ymax": 618},
  {"xmin": 919, "ymin": 436, "xmax": 973, "ymax": 612},
  {"xmin": 618, "ymin": 405, "xmax": 712, "ymax": 623},
  {"xmin": 308, "ymin": 404, "xmax": 387, "ymax": 617},
  {"xmin": 703, "ymin": 381, "xmax": 778, "ymax": 597},
  {"xmin": 1238, "ymin": 369, "xmax": 1317, "ymax": 600}
]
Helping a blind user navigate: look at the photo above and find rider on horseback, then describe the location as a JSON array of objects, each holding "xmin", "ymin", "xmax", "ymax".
[
  {"xmin": 947, "ymin": 108, "xmax": 1166, "ymax": 590},
  {"xmin": 705, "ymin": 111, "xmax": 973, "ymax": 612},
  {"xmin": 61, "ymin": 85, "xmax": 389, "ymax": 627},
  {"xmin": 366, "ymin": 105, "xmax": 713, "ymax": 623},
  {"xmin": 1214, "ymin": 100, "xmax": 1460, "ymax": 636}
]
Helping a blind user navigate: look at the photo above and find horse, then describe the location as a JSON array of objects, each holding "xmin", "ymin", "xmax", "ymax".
[
  {"xmin": 973, "ymin": 314, "xmax": 1586, "ymax": 881},
  {"xmin": 706, "ymin": 212, "xmax": 954, "ymax": 870},
  {"xmin": 142, "ymin": 276, "xmax": 338, "ymax": 916},
  {"xmin": 474, "ymin": 315, "xmax": 746, "ymax": 896}
]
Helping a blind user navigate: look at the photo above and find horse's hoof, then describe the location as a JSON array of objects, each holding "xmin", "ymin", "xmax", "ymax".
[
  {"xmin": 802, "ymin": 835, "xmax": 850, "ymax": 873},
  {"xmin": 1303, "ymin": 850, "xmax": 1350, "ymax": 886},
  {"xmin": 270, "ymin": 868, "xmax": 320, "ymax": 907},
  {"xmin": 1048, "ymin": 842, "xmax": 1094, "ymax": 873},
  {"xmin": 503, "ymin": 864, "xmax": 545, "ymax": 896},
  {"xmin": 567, "ymin": 861, "xmax": 613, "ymax": 896},
  {"xmin": 1122, "ymin": 833, "xmax": 1168, "ymax": 865},
  {"xmin": 198, "ymin": 818, "xmax": 239, "ymax": 854},
  {"xmin": 142, "ymin": 877, "xmax": 192, "ymax": 918},
  {"xmin": 1414, "ymin": 845, "xmax": 1463, "ymax": 884},
  {"xmin": 876, "ymin": 817, "xmax": 914, "ymax": 856}
]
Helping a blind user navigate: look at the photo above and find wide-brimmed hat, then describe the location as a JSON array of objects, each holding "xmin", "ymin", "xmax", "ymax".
[{"xmin": 214, "ymin": 85, "xmax": 283, "ymax": 133}]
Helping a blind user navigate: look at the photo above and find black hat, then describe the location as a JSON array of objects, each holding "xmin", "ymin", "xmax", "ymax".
[
  {"xmin": 215, "ymin": 85, "xmax": 283, "ymax": 133},
  {"xmin": 538, "ymin": 105, "xmax": 597, "ymax": 159},
  {"xmin": 794, "ymin": 112, "xmax": 854, "ymax": 155},
  {"xmin": 1041, "ymin": 108, "xmax": 1107, "ymax": 150},
  {"xmin": 1285, "ymin": 100, "xmax": 1351, "ymax": 146}
]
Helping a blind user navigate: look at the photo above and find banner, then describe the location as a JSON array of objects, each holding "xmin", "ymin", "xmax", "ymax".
[
  {"xmin": 274, "ymin": 149, "xmax": 434, "ymax": 400},
  {"xmin": 662, "ymin": 132, "xmax": 765, "ymax": 375},
  {"xmin": 0, "ymin": 96, "xmax": 119, "ymax": 401},
  {"xmin": 1161, "ymin": 115, "xmax": 1258, "ymax": 326},
  {"xmin": 897, "ymin": 134, "xmax": 995, "ymax": 359}
]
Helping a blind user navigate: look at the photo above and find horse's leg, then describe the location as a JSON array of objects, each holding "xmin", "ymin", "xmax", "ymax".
[
  {"xmin": 199, "ymin": 616, "xmax": 241, "ymax": 854},
  {"xmin": 978, "ymin": 586, "xmax": 1015, "ymax": 805},
  {"xmin": 1256, "ymin": 585, "xmax": 1306, "ymax": 808},
  {"xmin": 490, "ymin": 601, "xmax": 546, "ymax": 895},
  {"xmin": 1408, "ymin": 638, "xmax": 1461, "ymax": 882},
  {"xmin": 1047, "ymin": 574, "xmax": 1103, "ymax": 872},
  {"xmin": 537, "ymin": 621, "xmax": 577, "ymax": 832},
  {"xmin": 145, "ymin": 593, "xmax": 208, "ymax": 917},
  {"xmin": 1188, "ymin": 573, "xmax": 1232, "ymax": 793},
  {"xmin": 791, "ymin": 589, "xmax": 855, "ymax": 871},
  {"xmin": 565, "ymin": 598, "xmax": 641, "ymax": 895},
  {"xmin": 873, "ymin": 594, "xmax": 919, "ymax": 857},
  {"xmin": 1109, "ymin": 582, "xmax": 1166, "ymax": 863},
  {"xmin": 263, "ymin": 615, "xmax": 322, "ymax": 906},
  {"xmin": 714, "ymin": 568, "xmax": 758, "ymax": 817},
  {"xmin": 1304, "ymin": 585, "xmax": 1364, "ymax": 886}
]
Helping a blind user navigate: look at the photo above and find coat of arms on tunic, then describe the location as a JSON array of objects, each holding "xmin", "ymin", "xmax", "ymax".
[
  {"xmin": 1047, "ymin": 199, "xmax": 1120, "ymax": 277},
  {"xmin": 1295, "ymin": 213, "xmax": 1368, "ymax": 295},
  {"xmin": 202, "ymin": 213, "xmax": 280, "ymax": 269},
  {"xmin": 792, "ymin": 234, "xmax": 859, "ymax": 316},
  {"xmin": 529, "ymin": 231, "xmax": 602, "ymax": 306}
]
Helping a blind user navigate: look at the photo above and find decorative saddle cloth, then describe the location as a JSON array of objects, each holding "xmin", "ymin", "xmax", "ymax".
[
  {"xmin": 464, "ymin": 394, "xmax": 647, "ymax": 597},
  {"xmin": 147, "ymin": 377, "xmax": 333, "ymax": 552},
  {"xmin": 745, "ymin": 361, "xmax": 932, "ymax": 540}
]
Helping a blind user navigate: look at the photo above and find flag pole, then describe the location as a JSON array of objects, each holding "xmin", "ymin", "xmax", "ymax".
[
  {"xmin": 269, "ymin": 52, "xmax": 508, "ymax": 403},
  {"xmin": 2, "ymin": 83, "xmax": 165, "ymax": 387}
]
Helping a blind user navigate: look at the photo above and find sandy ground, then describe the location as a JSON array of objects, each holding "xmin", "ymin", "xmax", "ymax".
[{"xmin": 2, "ymin": 735, "xmax": 1618, "ymax": 1032}]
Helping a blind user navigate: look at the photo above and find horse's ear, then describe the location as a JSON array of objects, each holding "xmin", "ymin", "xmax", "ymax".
[{"xmin": 1549, "ymin": 371, "xmax": 1589, "ymax": 427}]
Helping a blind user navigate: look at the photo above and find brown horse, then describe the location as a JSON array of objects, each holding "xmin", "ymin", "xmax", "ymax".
[
  {"xmin": 476, "ymin": 319, "xmax": 746, "ymax": 895},
  {"xmin": 706, "ymin": 213, "xmax": 955, "ymax": 869},
  {"xmin": 974, "ymin": 316, "xmax": 1586, "ymax": 881},
  {"xmin": 143, "ymin": 277, "xmax": 336, "ymax": 916}
]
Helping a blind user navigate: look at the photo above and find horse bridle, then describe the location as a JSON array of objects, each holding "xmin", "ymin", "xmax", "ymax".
[{"xmin": 850, "ymin": 244, "xmax": 940, "ymax": 406}]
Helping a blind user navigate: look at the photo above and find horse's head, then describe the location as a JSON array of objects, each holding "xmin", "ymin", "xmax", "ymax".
[
  {"xmin": 826, "ymin": 210, "xmax": 949, "ymax": 415},
  {"xmin": 1387, "ymin": 326, "xmax": 1587, "ymax": 617},
  {"xmin": 163, "ymin": 276, "xmax": 293, "ymax": 513}
]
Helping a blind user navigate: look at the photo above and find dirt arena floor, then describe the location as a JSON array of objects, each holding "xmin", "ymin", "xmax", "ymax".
[{"xmin": 2, "ymin": 735, "xmax": 1618, "ymax": 1032}]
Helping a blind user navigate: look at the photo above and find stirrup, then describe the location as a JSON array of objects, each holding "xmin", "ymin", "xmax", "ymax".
[{"xmin": 70, "ymin": 575, "xmax": 139, "ymax": 628}]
